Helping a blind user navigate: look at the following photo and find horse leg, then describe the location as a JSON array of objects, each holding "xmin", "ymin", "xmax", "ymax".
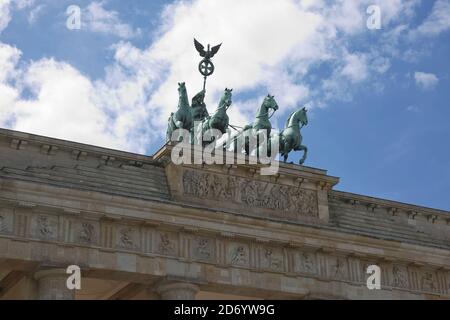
[
  {"xmin": 285, "ymin": 146, "xmax": 292, "ymax": 164},
  {"xmin": 297, "ymin": 145, "xmax": 308, "ymax": 165},
  {"xmin": 282, "ymin": 137, "xmax": 292, "ymax": 164}
]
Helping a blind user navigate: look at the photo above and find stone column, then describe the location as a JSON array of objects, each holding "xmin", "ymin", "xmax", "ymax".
[
  {"xmin": 0, "ymin": 275, "xmax": 38, "ymax": 300},
  {"xmin": 34, "ymin": 269, "xmax": 75, "ymax": 300},
  {"xmin": 156, "ymin": 282, "xmax": 199, "ymax": 300},
  {"xmin": 130, "ymin": 287, "xmax": 161, "ymax": 300}
]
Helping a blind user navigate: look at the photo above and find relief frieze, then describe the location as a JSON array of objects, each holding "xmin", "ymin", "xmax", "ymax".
[
  {"xmin": 391, "ymin": 265, "xmax": 409, "ymax": 289},
  {"xmin": 155, "ymin": 231, "xmax": 178, "ymax": 256},
  {"xmin": 78, "ymin": 222, "xmax": 97, "ymax": 244},
  {"xmin": 182, "ymin": 169, "xmax": 318, "ymax": 218},
  {"xmin": 32, "ymin": 215, "xmax": 58, "ymax": 240},
  {"xmin": 295, "ymin": 252, "xmax": 317, "ymax": 275},
  {"xmin": 421, "ymin": 271, "xmax": 438, "ymax": 292},
  {"xmin": 0, "ymin": 204, "xmax": 448, "ymax": 297},
  {"xmin": 330, "ymin": 257, "xmax": 349, "ymax": 281},
  {"xmin": 116, "ymin": 226, "xmax": 139, "ymax": 250},
  {"xmin": 262, "ymin": 247, "xmax": 284, "ymax": 271},
  {"xmin": 228, "ymin": 243, "xmax": 249, "ymax": 267},
  {"xmin": 192, "ymin": 237, "xmax": 214, "ymax": 261}
]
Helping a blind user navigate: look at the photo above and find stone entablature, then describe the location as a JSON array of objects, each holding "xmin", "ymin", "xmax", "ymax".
[
  {"xmin": 155, "ymin": 144, "xmax": 338, "ymax": 225},
  {"xmin": 0, "ymin": 128, "xmax": 155, "ymax": 171},
  {"xmin": 2, "ymin": 128, "xmax": 446, "ymax": 242},
  {"xmin": 1, "ymin": 128, "xmax": 450, "ymax": 299},
  {"xmin": 329, "ymin": 192, "xmax": 450, "ymax": 247},
  {"xmin": 0, "ymin": 179, "xmax": 449, "ymax": 299},
  {"xmin": 331, "ymin": 191, "xmax": 450, "ymax": 228},
  {"xmin": 182, "ymin": 168, "xmax": 319, "ymax": 218}
]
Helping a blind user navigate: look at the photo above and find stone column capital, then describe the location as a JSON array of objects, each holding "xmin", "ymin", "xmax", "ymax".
[
  {"xmin": 34, "ymin": 268, "xmax": 68, "ymax": 280},
  {"xmin": 34, "ymin": 268, "xmax": 75, "ymax": 300},
  {"xmin": 155, "ymin": 281, "xmax": 199, "ymax": 300}
]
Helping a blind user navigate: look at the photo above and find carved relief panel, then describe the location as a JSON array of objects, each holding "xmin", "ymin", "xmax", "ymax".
[
  {"xmin": 191, "ymin": 237, "xmax": 215, "ymax": 261},
  {"xmin": 155, "ymin": 231, "xmax": 178, "ymax": 256},
  {"xmin": 227, "ymin": 243, "xmax": 250, "ymax": 267},
  {"xmin": 181, "ymin": 169, "xmax": 319, "ymax": 221},
  {"xmin": 260, "ymin": 246, "xmax": 284, "ymax": 272},
  {"xmin": 328, "ymin": 256, "xmax": 349, "ymax": 281},
  {"xmin": 116, "ymin": 226, "xmax": 140, "ymax": 251},
  {"xmin": 294, "ymin": 251, "xmax": 317, "ymax": 275},
  {"xmin": 31, "ymin": 214, "xmax": 58, "ymax": 240},
  {"xmin": 72, "ymin": 220, "xmax": 99, "ymax": 245},
  {"xmin": 390, "ymin": 264, "xmax": 409, "ymax": 289},
  {"xmin": 0, "ymin": 200, "xmax": 449, "ymax": 298},
  {"xmin": 420, "ymin": 270, "xmax": 438, "ymax": 293}
]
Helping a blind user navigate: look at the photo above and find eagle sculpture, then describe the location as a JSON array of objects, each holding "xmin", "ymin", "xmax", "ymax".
[{"xmin": 194, "ymin": 38, "xmax": 222, "ymax": 60}]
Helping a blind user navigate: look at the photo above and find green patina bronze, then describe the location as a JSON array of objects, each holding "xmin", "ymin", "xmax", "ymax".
[
  {"xmin": 194, "ymin": 38, "xmax": 221, "ymax": 91},
  {"xmin": 234, "ymin": 95, "xmax": 279, "ymax": 155},
  {"xmin": 198, "ymin": 88, "xmax": 232, "ymax": 147},
  {"xmin": 245, "ymin": 95, "xmax": 279, "ymax": 135},
  {"xmin": 166, "ymin": 82, "xmax": 194, "ymax": 142},
  {"xmin": 166, "ymin": 38, "xmax": 309, "ymax": 164},
  {"xmin": 191, "ymin": 90, "xmax": 209, "ymax": 122},
  {"xmin": 261, "ymin": 107, "xmax": 309, "ymax": 165}
]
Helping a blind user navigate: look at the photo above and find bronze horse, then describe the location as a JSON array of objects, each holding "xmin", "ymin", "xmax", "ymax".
[
  {"xmin": 166, "ymin": 82, "xmax": 193, "ymax": 142},
  {"xmin": 261, "ymin": 107, "xmax": 308, "ymax": 164}
]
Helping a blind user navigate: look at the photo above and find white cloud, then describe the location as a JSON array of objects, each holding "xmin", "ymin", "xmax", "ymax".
[
  {"xmin": 0, "ymin": 42, "xmax": 155, "ymax": 152},
  {"xmin": 0, "ymin": 42, "xmax": 20, "ymax": 82},
  {"xmin": 371, "ymin": 56, "xmax": 391, "ymax": 74},
  {"xmin": 145, "ymin": 0, "xmax": 420, "ymax": 121},
  {"xmin": 374, "ymin": 0, "xmax": 421, "ymax": 24},
  {"xmin": 84, "ymin": 1, "xmax": 141, "ymax": 39},
  {"xmin": 13, "ymin": 59, "xmax": 117, "ymax": 147},
  {"xmin": 142, "ymin": 0, "xmax": 342, "ymax": 129},
  {"xmin": 414, "ymin": 71, "xmax": 439, "ymax": 90},
  {"xmin": 406, "ymin": 105, "xmax": 419, "ymax": 112},
  {"xmin": 14, "ymin": 0, "xmax": 34, "ymax": 10},
  {"xmin": 0, "ymin": 0, "xmax": 428, "ymax": 152},
  {"xmin": 0, "ymin": 0, "xmax": 35, "ymax": 33},
  {"xmin": 340, "ymin": 52, "xmax": 369, "ymax": 82},
  {"xmin": 0, "ymin": 0, "xmax": 12, "ymax": 34},
  {"xmin": 416, "ymin": 0, "xmax": 450, "ymax": 36},
  {"xmin": 27, "ymin": 3, "xmax": 44, "ymax": 24},
  {"xmin": 0, "ymin": 42, "xmax": 21, "ymax": 123}
]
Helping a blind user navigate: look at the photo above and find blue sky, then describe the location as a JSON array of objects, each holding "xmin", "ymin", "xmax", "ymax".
[{"xmin": 0, "ymin": 0, "xmax": 449, "ymax": 210}]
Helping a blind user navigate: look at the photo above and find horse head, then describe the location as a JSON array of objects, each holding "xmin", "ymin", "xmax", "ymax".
[
  {"xmin": 219, "ymin": 88, "xmax": 233, "ymax": 110},
  {"xmin": 287, "ymin": 107, "xmax": 308, "ymax": 128},
  {"xmin": 177, "ymin": 82, "xmax": 186, "ymax": 94},
  {"xmin": 177, "ymin": 82, "xmax": 189, "ymax": 109},
  {"xmin": 261, "ymin": 94, "xmax": 279, "ymax": 115},
  {"xmin": 297, "ymin": 107, "xmax": 308, "ymax": 127},
  {"xmin": 207, "ymin": 88, "xmax": 232, "ymax": 134}
]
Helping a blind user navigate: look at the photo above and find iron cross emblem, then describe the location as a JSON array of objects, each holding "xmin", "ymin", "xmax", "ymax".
[
  {"xmin": 199, "ymin": 59, "xmax": 214, "ymax": 77},
  {"xmin": 194, "ymin": 38, "xmax": 222, "ymax": 90}
]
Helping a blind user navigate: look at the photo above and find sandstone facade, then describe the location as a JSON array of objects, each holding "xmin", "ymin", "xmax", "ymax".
[{"xmin": 0, "ymin": 128, "xmax": 449, "ymax": 300}]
